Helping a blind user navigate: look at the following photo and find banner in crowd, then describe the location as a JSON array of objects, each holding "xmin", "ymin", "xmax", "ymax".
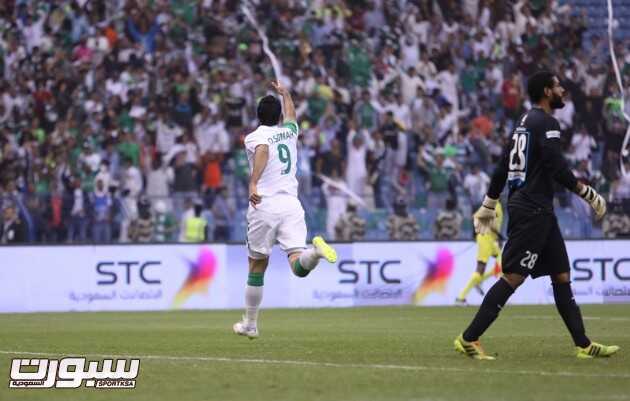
[{"xmin": 0, "ymin": 241, "xmax": 628, "ymax": 313}]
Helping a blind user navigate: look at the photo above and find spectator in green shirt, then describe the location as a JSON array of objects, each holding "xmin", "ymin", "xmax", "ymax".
[
  {"xmin": 117, "ymin": 131, "xmax": 140, "ymax": 166},
  {"xmin": 419, "ymin": 152, "xmax": 451, "ymax": 210},
  {"xmin": 232, "ymin": 138, "xmax": 250, "ymax": 209}
]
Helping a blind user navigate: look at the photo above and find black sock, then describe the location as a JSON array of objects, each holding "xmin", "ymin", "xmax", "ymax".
[
  {"xmin": 552, "ymin": 282, "xmax": 590, "ymax": 348},
  {"xmin": 463, "ymin": 278, "xmax": 515, "ymax": 342}
]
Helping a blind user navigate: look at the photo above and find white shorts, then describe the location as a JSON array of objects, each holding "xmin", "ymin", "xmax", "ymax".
[{"xmin": 246, "ymin": 194, "xmax": 307, "ymax": 259}]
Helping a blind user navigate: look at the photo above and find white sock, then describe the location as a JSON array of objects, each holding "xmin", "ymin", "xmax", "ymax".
[
  {"xmin": 245, "ymin": 285, "xmax": 263, "ymax": 327},
  {"xmin": 298, "ymin": 247, "xmax": 320, "ymax": 270}
]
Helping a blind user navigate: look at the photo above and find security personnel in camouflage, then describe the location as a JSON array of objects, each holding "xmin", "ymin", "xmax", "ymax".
[
  {"xmin": 334, "ymin": 201, "xmax": 366, "ymax": 241},
  {"xmin": 387, "ymin": 197, "xmax": 419, "ymax": 240}
]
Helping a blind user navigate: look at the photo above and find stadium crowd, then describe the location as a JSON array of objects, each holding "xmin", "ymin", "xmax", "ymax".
[{"xmin": 0, "ymin": 0, "xmax": 629, "ymax": 244}]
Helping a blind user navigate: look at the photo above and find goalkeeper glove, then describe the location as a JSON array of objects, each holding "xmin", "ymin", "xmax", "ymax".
[
  {"xmin": 473, "ymin": 196, "xmax": 498, "ymax": 235},
  {"xmin": 578, "ymin": 185, "xmax": 606, "ymax": 220}
]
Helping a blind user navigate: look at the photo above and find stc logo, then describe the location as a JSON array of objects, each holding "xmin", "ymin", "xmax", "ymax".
[
  {"xmin": 413, "ymin": 248, "xmax": 455, "ymax": 304},
  {"xmin": 93, "ymin": 247, "xmax": 218, "ymax": 306},
  {"xmin": 172, "ymin": 247, "xmax": 218, "ymax": 308},
  {"xmin": 572, "ymin": 258, "xmax": 630, "ymax": 281},
  {"xmin": 338, "ymin": 260, "xmax": 401, "ymax": 284},
  {"xmin": 96, "ymin": 261, "xmax": 161, "ymax": 285}
]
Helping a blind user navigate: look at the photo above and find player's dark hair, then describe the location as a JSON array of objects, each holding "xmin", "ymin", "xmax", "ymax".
[
  {"xmin": 257, "ymin": 95, "xmax": 282, "ymax": 126},
  {"xmin": 527, "ymin": 71, "xmax": 555, "ymax": 103}
]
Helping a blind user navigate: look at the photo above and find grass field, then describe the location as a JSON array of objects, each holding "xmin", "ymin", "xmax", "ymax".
[{"xmin": 0, "ymin": 305, "xmax": 628, "ymax": 401}]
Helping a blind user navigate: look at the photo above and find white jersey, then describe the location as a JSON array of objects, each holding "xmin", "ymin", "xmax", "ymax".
[{"xmin": 244, "ymin": 121, "xmax": 299, "ymax": 198}]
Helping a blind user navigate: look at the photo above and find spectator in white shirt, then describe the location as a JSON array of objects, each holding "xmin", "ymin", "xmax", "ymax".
[
  {"xmin": 17, "ymin": 11, "xmax": 46, "ymax": 52},
  {"xmin": 122, "ymin": 157, "xmax": 143, "ymax": 200},
  {"xmin": 146, "ymin": 157, "xmax": 174, "ymax": 212},
  {"xmin": 416, "ymin": 51, "xmax": 437, "ymax": 81},
  {"xmin": 400, "ymin": 66, "xmax": 425, "ymax": 106},
  {"xmin": 463, "ymin": 163, "xmax": 490, "ymax": 210},
  {"xmin": 436, "ymin": 63, "xmax": 459, "ymax": 112},
  {"xmin": 388, "ymin": 93, "xmax": 412, "ymax": 130},
  {"xmin": 346, "ymin": 123, "xmax": 370, "ymax": 198},
  {"xmin": 568, "ymin": 126, "xmax": 597, "ymax": 164},
  {"xmin": 156, "ymin": 116, "xmax": 182, "ymax": 155},
  {"xmin": 400, "ymin": 34, "xmax": 420, "ymax": 70},
  {"xmin": 554, "ymin": 92, "xmax": 575, "ymax": 130},
  {"xmin": 612, "ymin": 162, "xmax": 630, "ymax": 200}
]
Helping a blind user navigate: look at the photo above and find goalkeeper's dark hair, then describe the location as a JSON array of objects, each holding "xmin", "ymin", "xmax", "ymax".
[
  {"xmin": 257, "ymin": 95, "xmax": 282, "ymax": 126},
  {"xmin": 527, "ymin": 71, "xmax": 555, "ymax": 103}
]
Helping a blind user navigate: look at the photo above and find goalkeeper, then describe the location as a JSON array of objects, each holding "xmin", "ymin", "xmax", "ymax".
[
  {"xmin": 454, "ymin": 71, "xmax": 619, "ymax": 360},
  {"xmin": 455, "ymin": 202, "xmax": 504, "ymax": 306}
]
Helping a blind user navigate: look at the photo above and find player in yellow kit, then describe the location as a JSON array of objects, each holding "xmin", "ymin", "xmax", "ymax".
[{"xmin": 456, "ymin": 202, "xmax": 504, "ymax": 305}]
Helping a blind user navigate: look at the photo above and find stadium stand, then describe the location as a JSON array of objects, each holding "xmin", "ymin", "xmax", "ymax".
[{"xmin": 0, "ymin": 0, "xmax": 629, "ymax": 244}]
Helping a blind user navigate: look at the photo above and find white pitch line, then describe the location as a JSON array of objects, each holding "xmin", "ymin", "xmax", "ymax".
[
  {"xmin": 409, "ymin": 314, "xmax": 630, "ymax": 323},
  {"xmin": 508, "ymin": 315, "xmax": 630, "ymax": 322},
  {"xmin": 0, "ymin": 350, "xmax": 628, "ymax": 380}
]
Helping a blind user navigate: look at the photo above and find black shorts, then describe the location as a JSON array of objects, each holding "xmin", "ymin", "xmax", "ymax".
[{"xmin": 502, "ymin": 206, "xmax": 570, "ymax": 279}]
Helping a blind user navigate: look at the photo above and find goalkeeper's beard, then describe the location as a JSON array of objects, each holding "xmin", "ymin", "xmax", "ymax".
[{"xmin": 550, "ymin": 93, "xmax": 565, "ymax": 109}]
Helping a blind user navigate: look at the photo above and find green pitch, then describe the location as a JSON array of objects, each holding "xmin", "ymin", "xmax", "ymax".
[{"xmin": 0, "ymin": 305, "xmax": 628, "ymax": 401}]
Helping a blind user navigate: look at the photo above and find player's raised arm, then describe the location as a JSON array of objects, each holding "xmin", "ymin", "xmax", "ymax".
[
  {"xmin": 271, "ymin": 81, "xmax": 296, "ymax": 123},
  {"xmin": 249, "ymin": 144, "xmax": 269, "ymax": 208}
]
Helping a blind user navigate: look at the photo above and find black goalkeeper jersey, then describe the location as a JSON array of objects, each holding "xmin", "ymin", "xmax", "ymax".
[{"xmin": 487, "ymin": 107, "xmax": 578, "ymax": 212}]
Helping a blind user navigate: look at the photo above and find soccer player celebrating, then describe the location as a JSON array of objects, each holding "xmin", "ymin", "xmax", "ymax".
[
  {"xmin": 233, "ymin": 81, "xmax": 338, "ymax": 339},
  {"xmin": 455, "ymin": 202, "xmax": 503, "ymax": 306},
  {"xmin": 454, "ymin": 71, "xmax": 620, "ymax": 360}
]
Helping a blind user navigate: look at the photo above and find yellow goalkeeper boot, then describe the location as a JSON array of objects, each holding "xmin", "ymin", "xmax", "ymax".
[
  {"xmin": 454, "ymin": 334, "xmax": 495, "ymax": 360},
  {"xmin": 576, "ymin": 342, "xmax": 620, "ymax": 359}
]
